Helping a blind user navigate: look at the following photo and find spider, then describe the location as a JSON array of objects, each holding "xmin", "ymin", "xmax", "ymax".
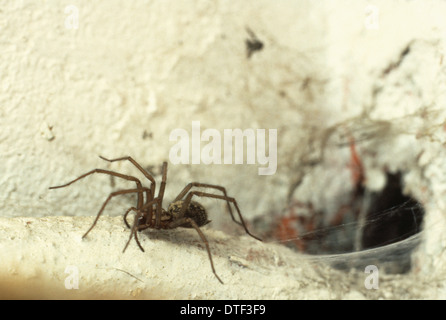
[{"xmin": 49, "ymin": 156, "xmax": 262, "ymax": 284}]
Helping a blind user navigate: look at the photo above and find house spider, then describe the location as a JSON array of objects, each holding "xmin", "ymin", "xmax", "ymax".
[{"xmin": 49, "ymin": 156, "xmax": 262, "ymax": 284}]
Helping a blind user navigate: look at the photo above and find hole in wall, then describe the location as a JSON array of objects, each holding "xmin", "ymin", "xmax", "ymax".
[
  {"xmin": 260, "ymin": 170, "xmax": 425, "ymax": 274},
  {"xmin": 361, "ymin": 172, "xmax": 423, "ymax": 250},
  {"xmin": 346, "ymin": 171, "xmax": 424, "ymax": 274}
]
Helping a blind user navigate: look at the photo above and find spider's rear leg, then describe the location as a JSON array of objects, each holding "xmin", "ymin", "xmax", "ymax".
[
  {"xmin": 174, "ymin": 183, "xmax": 243, "ymax": 227},
  {"xmin": 168, "ymin": 216, "xmax": 224, "ymax": 284},
  {"xmin": 178, "ymin": 191, "xmax": 262, "ymax": 241}
]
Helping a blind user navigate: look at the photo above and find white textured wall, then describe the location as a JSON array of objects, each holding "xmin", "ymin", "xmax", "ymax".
[
  {"xmin": 1, "ymin": 0, "xmax": 329, "ymax": 221},
  {"xmin": 1, "ymin": 0, "xmax": 446, "ymax": 299}
]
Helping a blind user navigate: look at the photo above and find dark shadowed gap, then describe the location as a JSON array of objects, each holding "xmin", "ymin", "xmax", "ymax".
[{"xmin": 259, "ymin": 171, "xmax": 424, "ymax": 274}]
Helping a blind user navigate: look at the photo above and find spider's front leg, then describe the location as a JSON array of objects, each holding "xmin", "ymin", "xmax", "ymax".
[
  {"xmin": 122, "ymin": 197, "xmax": 161, "ymax": 253},
  {"xmin": 82, "ymin": 187, "xmax": 151, "ymax": 239},
  {"xmin": 49, "ymin": 168, "xmax": 146, "ymax": 210},
  {"xmin": 99, "ymin": 155, "xmax": 156, "ymax": 198},
  {"xmin": 99, "ymin": 155, "xmax": 158, "ymax": 207},
  {"xmin": 122, "ymin": 207, "xmax": 148, "ymax": 253}
]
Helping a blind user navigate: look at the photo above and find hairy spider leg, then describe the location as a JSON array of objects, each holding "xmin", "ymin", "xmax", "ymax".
[
  {"xmin": 154, "ymin": 162, "xmax": 168, "ymax": 228},
  {"xmin": 122, "ymin": 207, "xmax": 140, "ymax": 251},
  {"xmin": 99, "ymin": 155, "xmax": 157, "ymax": 208},
  {"xmin": 123, "ymin": 206, "xmax": 134, "ymax": 229},
  {"xmin": 174, "ymin": 183, "xmax": 243, "ymax": 227},
  {"xmin": 186, "ymin": 218, "xmax": 224, "ymax": 284},
  {"xmin": 122, "ymin": 192, "xmax": 156, "ymax": 229},
  {"xmin": 178, "ymin": 191, "xmax": 262, "ymax": 241},
  {"xmin": 99, "ymin": 156, "xmax": 164, "ymax": 229},
  {"xmin": 169, "ymin": 217, "xmax": 224, "ymax": 284},
  {"xmin": 122, "ymin": 197, "xmax": 160, "ymax": 253},
  {"xmin": 122, "ymin": 162, "xmax": 166, "ymax": 251},
  {"xmin": 168, "ymin": 216, "xmax": 224, "ymax": 284},
  {"xmin": 49, "ymin": 168, "xmax": 146, "ymax": 211},
  {"xmin": 82, "ymin": 187, "xmax": 151, "ymax": 239},
  {"xmin": 123, "ymin": 204, "xmax": 156, "ymax": 229}
]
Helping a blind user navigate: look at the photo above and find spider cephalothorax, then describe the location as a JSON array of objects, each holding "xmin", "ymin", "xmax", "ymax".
[{"xmin": 50, "ymin": 156, "xmax": 261, "ymax": 284}]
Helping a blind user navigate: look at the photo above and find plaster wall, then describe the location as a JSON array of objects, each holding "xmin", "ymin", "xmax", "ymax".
[{"xmin": 1, "ymin": 0, "xmax": 446, "ymax": 299}]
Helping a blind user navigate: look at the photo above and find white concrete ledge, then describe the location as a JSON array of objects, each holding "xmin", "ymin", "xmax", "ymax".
[{"xmin": 0, "ymin": 215, "xmax": 442, "ymax": 299}]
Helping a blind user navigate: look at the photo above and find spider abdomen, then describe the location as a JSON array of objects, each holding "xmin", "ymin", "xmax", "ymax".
[{"xmin": 168, "ymin": 200, "xmax": 210, "ymax": 227}]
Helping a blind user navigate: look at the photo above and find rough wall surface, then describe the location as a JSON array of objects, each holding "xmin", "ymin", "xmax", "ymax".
[{"xmin": 1, "ymin": 0, "xmax": 446, "ymax": 299}]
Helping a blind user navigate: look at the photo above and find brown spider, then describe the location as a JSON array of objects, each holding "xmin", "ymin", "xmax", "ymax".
[{"xmin": 49, "ymin": 156, "xmax": 262, "ymax": 284}]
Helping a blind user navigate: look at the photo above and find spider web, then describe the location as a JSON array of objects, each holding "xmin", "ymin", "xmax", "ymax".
[
  {"xmin": 265, "ymin": 199, "xmax": 427, "ymax": 274},
  {"xmin": 255, "ymin": 110, "xmax": 446, "ymax": 275}
]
